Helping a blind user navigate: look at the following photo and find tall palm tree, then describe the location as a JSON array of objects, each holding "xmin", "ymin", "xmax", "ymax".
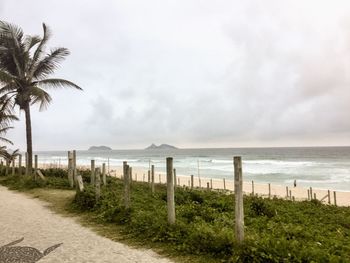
[{"xmin": 0, "ymin": 21, "xmax": 82, "ymax": 174}]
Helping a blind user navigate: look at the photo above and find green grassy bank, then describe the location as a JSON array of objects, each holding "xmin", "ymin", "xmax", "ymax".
[{"xmin": 0, "ymin": 169, "xmax": 349, "ymax": 262}]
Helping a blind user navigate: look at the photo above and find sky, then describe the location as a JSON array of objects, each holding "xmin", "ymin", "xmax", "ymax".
[{"xmin": 1, "ymin": 0, "xmax": 350, "ymax": 150}]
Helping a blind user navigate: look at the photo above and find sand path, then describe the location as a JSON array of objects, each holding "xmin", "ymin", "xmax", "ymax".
[{"xmin": 0, "ymin": 186, "xmax": 172, "ymax": 263}]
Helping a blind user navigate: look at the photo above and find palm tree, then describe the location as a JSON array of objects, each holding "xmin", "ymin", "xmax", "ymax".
[
  {"xmin": 0, "ymin": 147, "xmax": 19, "ymax": 175},
  {"xmin": 0, "ymin": 21, "xmax": 82, "ymax": 174}
]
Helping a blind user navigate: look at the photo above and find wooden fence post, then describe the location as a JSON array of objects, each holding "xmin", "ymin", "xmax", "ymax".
[
  {"xmin": 73, "ymin": 150, "xmax": 77, "ymax": 185},
  {"xmin": 143, "ymin": 173, "xmax": 145, "ymax": 182},
  {"xmin": 268, "ymin": 183, "xmax": 271, "ymax": 198},
  {"xmin": 159, "ymin": 174, "xmax": 161, "ymax": 184},
  {"xmin": 307, "ymin": 189, "xmax": 310, "ymax": 200},
  {"xmin": 18, "ymin": 154, "xmax": 22, "ymax": 175},
  {"xmin": 207, "ymin": 182, "xmax": 210, "ymax": 190},
  {"xmin": 91, "ymin": 160, "xmax": 95, "ymax": 185},
  {"xmin": 148, "ymin": 170, "xmax": 150, "ymax": 183},
  {"xmin": 95, "ymin": 168, "xmax": 101, "ymax": 202},
  {"xmin": 314, "ymin": 193, "xmax": 317, "ymax": 200},
  {"xmin": 223, "ymin": 178, "xmax": 226, "ymax": 190},
  {"xmin": 25, "ymin": 152, "xmax": 28, "ymax": 176},
  {"xmin": 252, "ymin": 180, "xmax": 254, "ymax": 195},
  {"xmin": 34, "ymin": 155, "xmax": 38, "ymax": 179},
  {"xmin": 151, "ymin": 165, "xmax": 155, "ymax": 194},
  {"xmin": 166, "ymin": 157, "xmax": 175, "ymax": 224},
  {"xmin": 123, "ymin": 162, "xmax": 130, "ymax": 209},
  {"xmin": 76, "ymin": 174, "xmax": 84, "ymax": 192},
  {"xmin": 327, "ymin": 190, "xmax": 331, "ymax": 204},
  {"xmin": 234, "ymin": 156, "xmax": 244, "ymax": 243},
  {"xmin": 178, "ymin": 177, "xmax": 180, "ymax": 186},
  {"xmin": 190, "ymin": 175, "xmax": 194, "ymax": 189},
  {"xmin": 334, "ymin": 191, "xmax": 337, "ymax": 206},
  {"xmin": 310, "ymin": 187, "xmax": 313, "ymax": 200},
  {"xmin": 102, "ymin": 163, "xmax": 106, "ymax": 185},
  {"xmin": 286, "ymin": 186, "xmax": 289, "ymax": 198},
  {"xmin": 67, "ymin": 151, "xmax": 74, "ymax": 188},
  {"xmin": 11, "ymin": 157, "xmax": 15, "ymax": 176},
  {"xmin": 129, "ymin": 167, "xmax": 133, "ymax": 183},
  {"xmin": 174, "ymin": 168, "xmax": 177, "ymax": 187},
  {"xmin": 210, "ymin": 178, "xmax": 213, "ymax": 189}
]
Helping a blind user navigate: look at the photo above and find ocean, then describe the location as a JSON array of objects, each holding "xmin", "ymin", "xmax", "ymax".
[{"xmin": 35, "ymin": 147, "xmax": 350, "ymax": 191}]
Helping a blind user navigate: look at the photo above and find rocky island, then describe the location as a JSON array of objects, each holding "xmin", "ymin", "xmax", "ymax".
[
  {"xmin": 145, "ymin": 144, "xmax": 178, "ymax": 150},
  {"xmin": 88, "ymin": 146, "xmax": 112, "ymax": 151}
]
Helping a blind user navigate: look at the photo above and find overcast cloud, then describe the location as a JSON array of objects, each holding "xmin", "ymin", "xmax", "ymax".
[{"xmin": 1, "ymin": 0, "xmax": 350, "ymax": 150}]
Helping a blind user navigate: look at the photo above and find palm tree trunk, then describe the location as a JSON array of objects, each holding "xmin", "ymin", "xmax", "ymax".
[{"xmin": 24, "ymin": 104, "xmax": 33, "ymax": 175}]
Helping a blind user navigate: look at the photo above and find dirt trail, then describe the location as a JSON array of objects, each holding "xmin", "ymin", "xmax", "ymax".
[{"xmin": 0, "ymin": 186, "xmax": 172, "ymax": 263}]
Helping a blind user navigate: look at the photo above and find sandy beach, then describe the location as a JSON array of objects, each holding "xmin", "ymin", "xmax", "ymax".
[{"xmin": 87, "ymin": 165, "xmax": 350, "ymax": 207}]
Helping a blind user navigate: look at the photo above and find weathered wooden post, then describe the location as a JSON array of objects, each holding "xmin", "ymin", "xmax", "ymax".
[
  {"xmin": 102, "ymin": 163, "xmax": 106, "ymax": 185},
  {"xmin": 210, "ymin": 178, "xmax": 213, "ymax": 189},
  {"xmin": 223, "ymin": 178, "xmax": 226, "ymax": 190},
  {"xmin": 123, "ymin": 162, "xmax": 130, "ymax": 209},
  {"xmin": 234, "ymin": 156, "xmax": 244, "ymax": 243},
  {"xmin": 307, "ymin": 189, "xmax": 310, "ymax": 200},
  {"xmin": 76, "ymin": 174, "xmax": 84, "ymax": 192},
  {"xmin": 327, "ymin": 190, "xmax": 331, "ymax": 204},
  {"xmin": 199, "ymin": 178, "xmax": 201, "ymax": 188},
  {"xmin": 34, "ymin": 155, "xmax": 38, "ymax": 179},
  {"xmin": 310, "ymin": 187, "xmax": 313, "ymax": 200},
  {"xmin": 286, "ymin": 186, "xmax": 289, "ymax": 198},
  {"xmin": 268, "ymin": 183, "xmax": 271, "ymax": 198},
  {"xmin": 289, "ymin": 190, "xmax": 292, "ymax": 199},
  {"xmin": 143, "ymin": 173, "xmax": 145, "ymax": 182},
  {"xmin": 148, "ymin": 170, "xmax": 150, "ymax": 183},
  {"xmin": 334, "ymin": 191, "xmax": 337, "ymax": 206},
  {"xmin": 252, "ymin": 180, "xmax": 254, "ymax": 195},
  {"xmin": 67, "ymin": 151, "xmax": 74, "ymax": 188},
  {"xmin": 129, "ymin": 167, "xmax": 133, "ymax": 182},
  {"xmin": 95, "ymin": 168, "xmax": 101, "ymax": 202},
  {"xmin": 151, "ymin": 165, "xmax": 155, "ymax": 194},
  {"xmin": 11, "ymin": 157, "xmax": 15, "ymax": 176},
  {"xmin": 25, "ymin": 152, "xmax": 28, "ymax": 176},
  {"xmin": 314, "ymin": 193, "xmax": 317, "ymax": 200},
  {"xmin": 178, "ymin": 177, "xmax": 180, "ymax": 186},
  {"xmin": 190, "ymin": 175, "xmax": 194, "ymax": 189},
  {"xmin": 18, "ymin": 154, "xmax": 22, "ymax": 175},
  {"xmin": 159, "ymin": 174, "xmax": 161, "ymax": 184},
  {"xmin": 166, "ymin": 157, "xmax": 175, "ymax": 224},
  {"xmin": 73, "ymin": 150, "xmax": 77, "ymax": 184},
  {"xmin": 91, "ymin": 160, "xmax": 95, "ymax": 185},
  {"xmin": 207, "ymin": 182, "xmax": 210, "ymax": 190},
  {"xmin": 174, "ymin": 168, "xmax": 177, "ymax": 187}
]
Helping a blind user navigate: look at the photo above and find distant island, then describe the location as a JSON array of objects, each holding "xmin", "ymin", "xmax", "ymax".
[
  {"xmin": 88, "ymin": 146, "xmax": 112, "ymax": 151},
  {"xmin": 145, "ymin": 144, "xmax": 178, "ymax": 150}
]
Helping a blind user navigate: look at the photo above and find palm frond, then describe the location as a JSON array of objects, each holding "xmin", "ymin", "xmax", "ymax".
[
  {"xmin": 35, "ymin": 78, "xmax": 82, "ymax": 90},
  {"xmin": 0, "ymin": 136, "xmax": 13, "ymax": 145},
  {"xmin": 29, "ymin": 23, "xmax": 51, "ymax": 74},
  {"xmin": 29, "ymin": 86, "xmax": 52, "ymax": 111},
  {"xmin": 24, "ymin": 35, "xmax": 41, "ymax": 52},
  {"xmin": 0, "ymin": 70, "xmax": 17, "ymax": 84},
  {"xmin": 32, "ymin": 47, "xmax": 70, "ymax": 79}
]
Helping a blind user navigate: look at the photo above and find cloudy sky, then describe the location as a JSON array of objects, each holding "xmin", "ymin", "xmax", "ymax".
[{"xmin": 1, "ymin": 0, "xmax": 350, "ymax": 150}]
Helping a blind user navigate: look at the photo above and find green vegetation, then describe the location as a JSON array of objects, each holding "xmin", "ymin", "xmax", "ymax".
[{"xmin": 1, "ymin": 171, "xmax": 350, "ymax": 262}]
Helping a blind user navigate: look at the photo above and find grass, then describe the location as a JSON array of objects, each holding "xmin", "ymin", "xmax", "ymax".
[{"xmin": 1, "ymin": 170, "xmax": 350, "ymax": 262}]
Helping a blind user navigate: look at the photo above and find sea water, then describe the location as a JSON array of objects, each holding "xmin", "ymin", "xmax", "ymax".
[{"xmin": 35, "ymin": 147, "xmax": 350, "ymax": 191}]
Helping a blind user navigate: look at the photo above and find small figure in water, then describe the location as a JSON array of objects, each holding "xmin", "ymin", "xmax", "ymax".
[{"xmin": 294, "ymin": 179, "xmax": 297, "ymax": 187}]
